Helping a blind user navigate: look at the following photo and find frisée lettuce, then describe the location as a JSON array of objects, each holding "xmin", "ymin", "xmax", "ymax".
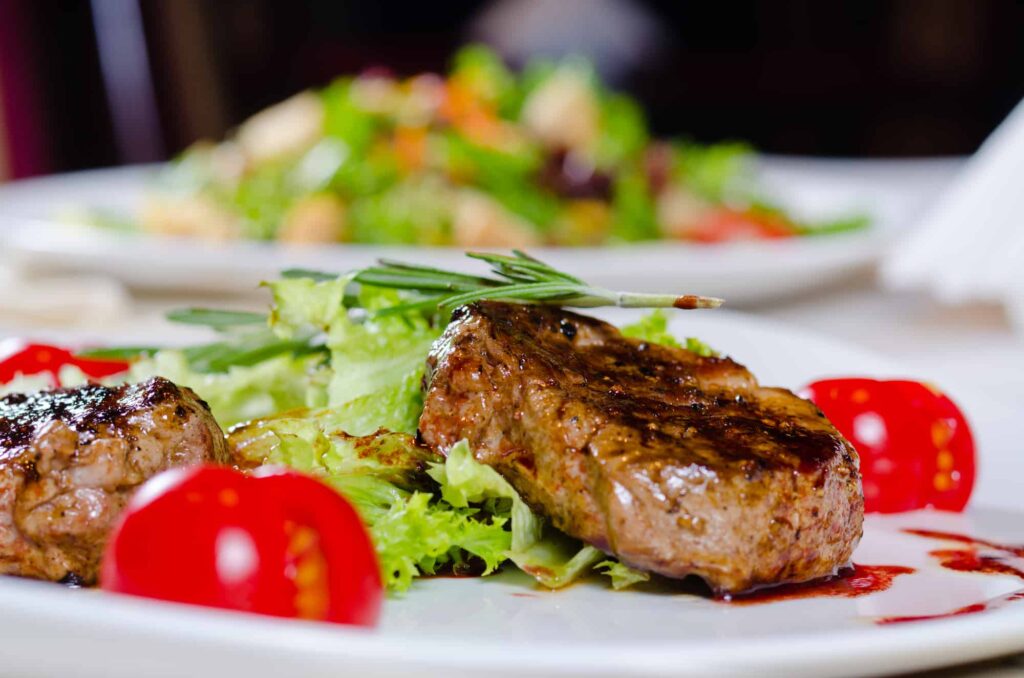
[
  {"xmin": 267, "ymin": 275, "xmax": 440, "ymax": 435},
  {"xmin": 227, "ymin": 404, "xmax": 648, "ymax": 592}
]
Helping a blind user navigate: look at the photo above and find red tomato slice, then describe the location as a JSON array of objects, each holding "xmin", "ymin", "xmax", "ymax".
[
  {"xmin": 802, "ymin": 378, "xmax": 975, "ymax": 513},
  {"xmin": 888, "ymin": 380, "xmax": 975, "ymax": 511},
  {"xmin": 0, "ymin": 340, "xmax": 130, "ymax": 387},
  {"xmin": 251, "ymin": 467, "xmax": 383, "ymax": 626},
  {"xmin": 101, "ymin": 465, "xmax": 382, "ymax": 627},
  {"xmin": 688, "ymin": 207, "xmax": 797, "ymax": 243}
]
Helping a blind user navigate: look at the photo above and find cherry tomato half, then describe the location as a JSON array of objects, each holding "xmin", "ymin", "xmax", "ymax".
[
  {"xmin": 802, "ymin": 378, "xmax": 975, "ymax": 513},
  {"xmin": 101, "ymin": 465, "xmax": 383, "ymax": 627},
  {"xmin": 0, "ymin": 340, "xmax": 130, "ymax": 387}
]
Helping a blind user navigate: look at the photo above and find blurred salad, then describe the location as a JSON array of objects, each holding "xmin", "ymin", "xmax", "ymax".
[{"xmin": 139, "ymin": 46, "xmax": 868, "ymax": 246}]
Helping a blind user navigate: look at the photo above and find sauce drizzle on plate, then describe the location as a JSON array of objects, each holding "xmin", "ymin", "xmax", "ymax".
[
  {"xmin": 877, "ymin": 528, "xmax": 1024, "ymax": 624},
  {"xmin": 719, "ymin": 564, "xmax": 914, "ymax": 604}
]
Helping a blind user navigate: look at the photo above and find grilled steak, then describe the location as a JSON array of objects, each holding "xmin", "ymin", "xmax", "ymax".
[
  {"xmin": 0, "ymin": 377, "xmax": 227, "ymax": 583},
  {"xmin": 419, "ymin": 302, "xmax": 863, "ymax": 593}
]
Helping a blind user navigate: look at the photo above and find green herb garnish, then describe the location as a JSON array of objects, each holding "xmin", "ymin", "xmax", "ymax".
[
  {"xmin": 356, "ymin": 250, "xmax": 723, "ymax": 318},
  {"xmin": 165, "ymin": 308, "xmax": 268, "ymax": 330},
  {"xmin": 142, "ymin": 250, "xmax": 721, "ymax": 374}
]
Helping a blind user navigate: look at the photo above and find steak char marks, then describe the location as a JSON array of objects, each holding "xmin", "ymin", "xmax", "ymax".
[
  {"xmin": 419, "ymin": 302, "xmax": 863, "ymax": 593},
  {"xmin": 0, "ymin": 377, "xmax": 227, "ymax": 583}
]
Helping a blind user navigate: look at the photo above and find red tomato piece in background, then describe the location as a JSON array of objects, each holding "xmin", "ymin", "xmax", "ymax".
[
  {"xmin": 687, "ymin": 207, "xmax": 797, "ymax": 243},
  {"xmin": 0, "ymin": 340, "xmax": 130, "ymax": 387},
  {"xmin": 802, "ymin": 378, "xmax": 975, "ymax": 513},
  {"xmin": 101, "ymin": 465, "xmax": 382, "ymax": 627}
]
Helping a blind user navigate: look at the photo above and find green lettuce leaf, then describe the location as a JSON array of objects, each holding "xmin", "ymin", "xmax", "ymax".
[
  {"xmin": 621, "ymin": 310, "xmax": 681, "ymax": 348},
  {"xmin": 671, "ymin": 140, "xmax": 753, "ymax": 203},
  {"xmin": 611, "ymin": 165, "xmax": 659, "ymax": 242},
  {"xmin": 429, "ymin": 441, "xmax": 639, "ymax": 590},
  {"xmin": 347, "ymin": 177, "xmax": 454, "ymax": 245},
  {"xmin": 267, "ymin": 275, "xmax": 442, "ymax": 435},
  {"xmin": 428, "ymin": 440, "xmax": 541, "ymax": 552},
  {"xmin": 595, "ymin": 560, "xmax": 651, "ymax": 590},
  {"xmin": 685, "ymin": 336, "xmax": 718, "ymax": 358},
  {"xmin": 595, "ymin": 93, "xmax": 649, "ymax": 169},
  {"xmin": 228, "ymin": 416, "xmax": 510, "ymax": 591},
  {"xmin": 321, "ymin": 79, "xmax": 381, "ymax": 157},
  {"xmin": 130, "ymin": 350, "xmax": 326, "ymax": 427},
  {"xmin": 621, "ymin": 310, "xmax": 718, "ymax": 357},
  {"xmin": 370, "ymin": 492, "xmax": 510, "ymax": 591},
  {"xmin": 228, "ymin": 411, "xmax": 439, "ymax": 493},
  {"xmin": 450, "ymin": 45, "xmax": 519, "ymax": 116}
]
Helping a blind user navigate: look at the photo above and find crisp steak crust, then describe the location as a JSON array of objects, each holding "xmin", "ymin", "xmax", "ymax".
[
  {"xmin": 418, "ymin": 301, "xmax": 864, "ymax": 593},
  {"xmin": 0, "ymin": 377, "xmax": 227, "ymax": 583}
]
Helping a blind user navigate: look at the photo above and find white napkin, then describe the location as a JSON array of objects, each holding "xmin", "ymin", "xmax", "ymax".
[{"xmin": 882, "ymin": 98, "xmax": 1024, "ymax": 332}]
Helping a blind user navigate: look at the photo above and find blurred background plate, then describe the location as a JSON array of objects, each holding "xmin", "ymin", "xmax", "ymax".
[{"xmin": 0, "ymin": 156, "xmax": 961, "ymax": 303}]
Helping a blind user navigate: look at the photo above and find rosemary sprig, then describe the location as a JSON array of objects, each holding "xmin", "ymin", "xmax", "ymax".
[
  {"xmin": 136, "ymin": 250, "xmax": 721, "ymax": 374},
  {"xmin": 165, "ymin": 308, "xmax": 268, "ymax": 330},
  {"xmin": 76, "ymin": 346, "xmax": 159, "ymax": 360},
  {"xmin": 356, "ymin": 250, "xmax": 723, "ymax": 317},
  {"xmin": 181, "ymin": 330, "xmax": 326, "ymax": 373}
]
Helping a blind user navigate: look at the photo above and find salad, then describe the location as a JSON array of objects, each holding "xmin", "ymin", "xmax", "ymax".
[
  {"xmin": 138, "ymin": 46, "xmax": 868, "ymax": 246},
  {"xmin": 0, "ymin": 253, "xmax": 973, "ymax": 628},
  {"xmin": 2, "ymin": 254, "xmax": 721, "ymax": 598}
]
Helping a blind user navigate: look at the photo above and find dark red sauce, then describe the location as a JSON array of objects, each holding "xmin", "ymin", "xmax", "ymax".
[
  {"xmin": 876, "ymin": 528, "xmax": 1024, "ymax": 624},
  {"xmin": 929, "ymin": 548, "xmax": 1024, "ymax": 580},
  {"xmin": 878, "ymin": 590, "xmax": 1024, "ymax": 625},
  {"xmin": 719, "ymin": 564, "xmax": 915, "ymax": 604},
  {"xmin": 902, "ymin": 528, "xmax": 1024, "ymax": 558}
]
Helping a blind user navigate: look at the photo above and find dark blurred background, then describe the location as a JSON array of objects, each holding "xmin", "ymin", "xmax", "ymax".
[{"xmin": 2, "ymin": 0, "xmax": 1023, "ymax": 180}]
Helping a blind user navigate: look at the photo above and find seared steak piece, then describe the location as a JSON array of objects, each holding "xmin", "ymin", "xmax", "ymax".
[
  {"xmin": 419, "ymin": 302, "xmax": 863, "ymax": 593},
  {"xmin": 0, "ymin": 377, "xmax": 227, "ymax": 583}
]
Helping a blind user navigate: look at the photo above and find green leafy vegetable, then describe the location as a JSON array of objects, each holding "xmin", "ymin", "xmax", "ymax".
[
  {"xmin": 428, "ymin": 440, "xmax": 542, "ymax": 553},
  {"xmin": 621, "ymin": 309, "xmax": 682, "ymax": 348},
  {"xmin": 76, "ymin": 346, "xmax": 159, "ymax": 360},
  {"xmin": 596, "ymin": 94, "xmax": 648, "ymax": 169},
  {"xmin": 130, "ymin": 351, "xmax": 326, "ymax": 427},
  {"xmin": 142, "ymin": 45, "xmax": 868, "ymax": 245},
  {"xmin": 369, "ymin": 491, "xmax": 510, "ymax": 590},
  {"xmin": 228, "ymin": 420, "xmax": 510, "ymax": 591},
  {"xmin": 621, "ymin": 310, "xmax": 719, "ymax": 357},
  {"xmin": 164, "ymin": 308, "xmax": 268, "ymax": 330},
  {"xmin": 450, "ymin": 44, "xmax": 519, "ymax": 115},
  {"xmin": 686, "ymin": 336, "xmax": 718, "ymax": 358},
  {"xmin": 611, "ymin": 165, "xmax": 660, "ymax": 242},
  {"xmin": 595, "ymin": 560, "xmax": 651, "ymax": 590},
  {"xmin": 672, "ymin": 140, "xmax": 753, "ymax": 202},
  {"xmin": 267, "ymin": 274, "xmax": 442, "ymax": 435},
  {"xmin": 321, "ymin": 80, "xmax": 381, "ymax": 158},
  {"xmin": 347, "ymin": 177, "xmax": 454, "ymax": 245},
  {"xmin": 430, "ymin": 441, "xmax": 647, "ymax": 590}
]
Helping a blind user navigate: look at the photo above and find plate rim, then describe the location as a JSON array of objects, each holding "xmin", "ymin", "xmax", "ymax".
[{"xmin": 1, "ymin": 511, "xmax": 1022, "ymax": 678}]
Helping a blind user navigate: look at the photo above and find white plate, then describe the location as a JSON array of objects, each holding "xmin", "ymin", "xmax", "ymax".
[
  {"xmin": 0, "ymin": 309, "xmax": 1020, "ymax": 677},
  {"xmin": 0, "ymin": 157, "xmax": 962, "ymax": 303}
]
